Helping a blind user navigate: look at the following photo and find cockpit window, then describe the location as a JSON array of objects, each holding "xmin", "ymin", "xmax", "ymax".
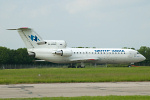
[{"xmin": 137, "ymin": 52, "xmax": 140, "ymax": 54}]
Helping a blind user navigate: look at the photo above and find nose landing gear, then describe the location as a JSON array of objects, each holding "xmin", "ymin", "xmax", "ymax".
[
  {"xmin": 77, "ymin": 62, "xmax": 85, "ymax": 68},
  {"xmin": 68, "ymin": 63, "xmax": 76, "ymax": 68}
]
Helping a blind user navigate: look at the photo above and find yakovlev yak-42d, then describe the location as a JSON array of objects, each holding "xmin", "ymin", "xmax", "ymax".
[{"xmin": 8, "ymin": 27, "xmax": 146, "ymax": 68}]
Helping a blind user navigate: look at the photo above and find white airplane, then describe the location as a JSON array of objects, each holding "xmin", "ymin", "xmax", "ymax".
[{"xmin": 8, "ymin": 27, "xmax": 145, "ymax": 68}]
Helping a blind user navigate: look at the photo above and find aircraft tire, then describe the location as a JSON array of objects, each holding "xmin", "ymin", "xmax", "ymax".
[
  {"xmin": 68, "ymin": 65, "xmax": 76, "ymax": 68},
  {"xmin": 68, "ymin": 66, "xmax": 71, "ymax": 68},
  {"xmin": 77, "ymin": 65, "xmax": 81, "ymax": 68},
  {"xmin": 128, "ymin": 65, "xmax": 131, "ymax": 67},
  {"xmin": 72, "ymin": 66, "xmax": 76, "ymax": 68},
  {"xmin": 82, "ymin": 66, "xmax": 85, "ymax": 68}
]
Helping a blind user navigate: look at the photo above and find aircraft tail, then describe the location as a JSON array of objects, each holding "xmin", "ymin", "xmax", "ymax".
[{"xmin": 8, "ymin": 27, "xmax": 43, "ymax": 49}]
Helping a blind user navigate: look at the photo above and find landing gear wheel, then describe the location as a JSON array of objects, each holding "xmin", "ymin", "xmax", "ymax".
[
  {"xmin": 81, "ymin": 66, "xmax": 85, "ymax": 68},
  {"xmin": 77, "ymin": 65, "xmax": 81, "ymax": 68},
  {"xmin": 77, "ymin": 65, "xmax": 85, "ymax": 68},
  {"xmin": 68, "ymin": 65, "xmax": 76, "ymax": 68},
  {"xmin": 72, "ymin": 66, "xmax": 76, "ymax": 68},
  {"xmin": 68, "ymin": 65, "xmax": 71, "ymax": 68}
]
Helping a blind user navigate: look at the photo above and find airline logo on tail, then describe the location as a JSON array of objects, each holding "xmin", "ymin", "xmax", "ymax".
[{"xmin": 28, "ymin": 35, "xmax": 40, "ymax": 42}]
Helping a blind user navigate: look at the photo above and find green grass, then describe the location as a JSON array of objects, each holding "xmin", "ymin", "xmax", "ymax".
[
  {"xmin": 1, "ymin": 96, "xmax": 150, "ymax": 100},
  {"xmin": 0, "ymin": 67, "xmax": 150, "ymax": 84}
]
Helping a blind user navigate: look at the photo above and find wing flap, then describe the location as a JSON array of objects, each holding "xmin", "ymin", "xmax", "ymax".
[{"xmin": 70, "ymin": 58, "xmax": 99, "ymax": 62}]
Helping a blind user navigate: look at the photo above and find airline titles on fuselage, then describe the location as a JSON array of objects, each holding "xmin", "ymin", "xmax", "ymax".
[{"xmin": 94, "ymin": 50, "xmax": 125, "ymax": 53}]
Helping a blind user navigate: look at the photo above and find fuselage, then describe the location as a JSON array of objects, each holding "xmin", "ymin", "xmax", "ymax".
[{"xmin": 30, "ymin": 48, "xmax": 146, "ymax": 64}]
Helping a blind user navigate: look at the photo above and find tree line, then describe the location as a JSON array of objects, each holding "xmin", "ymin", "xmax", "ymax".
[
  {"xmin": 0, "ymin": 46, "xmax": 149, "ymax": 66},
  {"xmin": 0, "ymin": 47, "xmax": 34, "ymax": 64},
  {"xmin": 136, "ymin": 46, "xmax": 150, "ymax": 66}
]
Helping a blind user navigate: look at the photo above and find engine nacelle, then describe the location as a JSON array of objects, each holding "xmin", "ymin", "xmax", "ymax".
[
  {"xmin": 54, "ymin": 49, "xmax": 72, "ymax": 57},
  {"xmin": 28, "ymin": 52, "xmax": 35, "ymax": 57}
]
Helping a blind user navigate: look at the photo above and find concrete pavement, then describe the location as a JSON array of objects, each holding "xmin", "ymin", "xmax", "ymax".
[{"xmin": 0, "ymin": 82, "xmax": 150, "ymax": 98}]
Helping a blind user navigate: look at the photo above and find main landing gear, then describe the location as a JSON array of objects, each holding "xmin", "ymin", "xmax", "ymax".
[
  {"xmin": 68, "ymin": 65, "xmax": 76, "ymax": 68},
  {"xmin": 77, "ymin": 65, "xmax": 85, "ymax": 68},
  {"xmin": 68, "ymin": 62, "xmax": 85, "ymax": 68},
  {"xmin": 77, "ymin": 62, "xmax": 85, "ymax": 68}
]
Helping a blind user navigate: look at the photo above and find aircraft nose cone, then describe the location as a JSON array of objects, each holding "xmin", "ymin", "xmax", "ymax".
[
  {"xmin": 141, "ymin": 55, "xmax": 146, "ymax": 61},
  {"xmin": 143, "ymin": 56, "xmax": 146, "ymax": 61}
]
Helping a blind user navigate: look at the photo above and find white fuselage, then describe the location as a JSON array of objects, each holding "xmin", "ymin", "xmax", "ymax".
[{"xmin": 30, "ymin": 48, "xmax": 145, "ymax": 64}]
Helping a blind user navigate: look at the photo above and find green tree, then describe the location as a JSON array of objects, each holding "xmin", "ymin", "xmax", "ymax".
[
  {"xmin": 0, "ymin": 47, "xmax": 11, "ymax": 64},
  {"xmin": 138, "ymin": 46, "xmax": 150, "ymax": 65},
  {"xmin": 15, "ymin": 48, "xmax": 34, "ymax": 64},
  {"xmin": 0, "ymin": 47, "xmax": 34, "ymax": 64},
  {"xmin": 8, "ymin": 49, "xmax": 17, "ymax": 64}
]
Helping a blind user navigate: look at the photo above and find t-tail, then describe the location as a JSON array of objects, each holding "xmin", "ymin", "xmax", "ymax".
[{"xmin": 8, "ymin": 27, "xmax": 43, "ymax": 49}]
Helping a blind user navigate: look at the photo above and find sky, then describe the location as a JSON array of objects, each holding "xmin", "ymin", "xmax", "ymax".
[{"xmin": 0, "ymin": 0, "xmax": 150, "ymax": 49}]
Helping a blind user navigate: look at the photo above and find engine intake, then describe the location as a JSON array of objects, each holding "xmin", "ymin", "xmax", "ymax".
[
  {"xmin": 28, "ymin": 52, "xmax": 35, "ymax": 57},
  {"xmin": 54, "ymin": 49, "xmax": 72, "ymax": 57}
]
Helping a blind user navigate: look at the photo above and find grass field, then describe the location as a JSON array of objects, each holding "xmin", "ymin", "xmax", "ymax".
[
  {"xmin": 1, "ymin": 96, "xmax": 150, "ymax": 100},
  {"xmin": 0, "ymin": 66, "xmax": 150, "ymax": 84}
]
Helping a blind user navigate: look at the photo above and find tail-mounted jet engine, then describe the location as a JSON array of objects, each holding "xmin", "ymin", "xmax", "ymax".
[
  {"xmin": 28, "ymin": 52, "xmax": 35, "ymax": 57},
  {"xmin": 53, "ymin": 49, "xmax": 72, "ymax": 57}
]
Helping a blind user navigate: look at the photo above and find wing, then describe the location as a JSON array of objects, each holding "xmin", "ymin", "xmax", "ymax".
[{"xmin": 70, "ymin": 58, "xmax": 99, "ymax": 62}]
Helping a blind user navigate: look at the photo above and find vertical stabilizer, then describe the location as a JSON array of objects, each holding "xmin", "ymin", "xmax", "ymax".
[{"xmin": 9, "ymin": 27, "xmax": 43, "ymax": 49}]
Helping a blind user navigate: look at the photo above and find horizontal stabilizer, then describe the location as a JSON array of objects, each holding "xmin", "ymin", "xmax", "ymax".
[
  {"xmin": 7, "ymin": 27, "xmax": 31, "ymax": 30},
  {"xmin": 7, "ymin": 29, "xmax": 17, "ymax": 30}
]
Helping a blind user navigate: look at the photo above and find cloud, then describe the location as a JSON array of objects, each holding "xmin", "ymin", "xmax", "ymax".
[
  {"xmin": 0, "ymin": 1, "xmax": 52, "ymax": 20},
  {"xmin": 64, "ymin": 0, "xmax": 143, "ymax": 14},
  {"xmin": 141, "ymin": 22, "xmax": 150, "ymax": 30},
  {"xmin": 0, "ymin": 3, "xmax": 17, "ymax": 19},
  {"xmin": 21, "ymin": 5, "xmax": 51, "ymax": 19},
  {"xmin": 0, "ymin": 0, "xmax": 150, "ymax": 49},
  {"xmin": 65, "ymin": 0, "xmax": 98, "ymax": 14},
  {"xmin": 99, "ymin": 0, "xmax": 142, "ymax": 7}
]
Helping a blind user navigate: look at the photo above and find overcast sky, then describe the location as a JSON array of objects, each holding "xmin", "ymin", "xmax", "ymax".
[{"xmin": 0, "ymin": 0, "xmax": 150, "ymax": 49}]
